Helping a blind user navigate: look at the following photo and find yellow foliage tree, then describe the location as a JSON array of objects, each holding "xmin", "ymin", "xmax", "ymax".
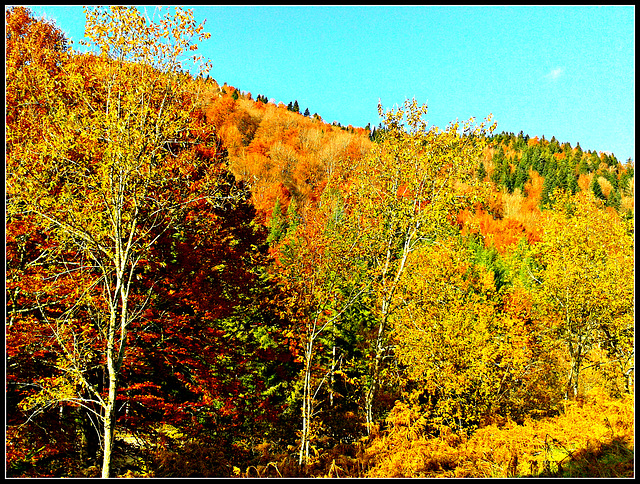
[
  {"xmin": 392, "ymin": 237, "xmax": 557, "ymax": 431},
  {"xmin": 334, "ymin": 99, "xmax": 495, "ymax": 430},
  {"xmin": 6, "ymin": 6, "xmax": 219, "ymax": 477},
  {"xmin": 528, "ymin": 191, "xmax": 634, "ymax": 400}
]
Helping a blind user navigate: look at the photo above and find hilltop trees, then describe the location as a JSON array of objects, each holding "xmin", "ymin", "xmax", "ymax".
[
  {"xmin": 485, "ymin": 131, "xmax": 632, "ymax": 216},
  {"xmin": 202, "ymin": 85, "xmax": 373, "ymax": 218}
]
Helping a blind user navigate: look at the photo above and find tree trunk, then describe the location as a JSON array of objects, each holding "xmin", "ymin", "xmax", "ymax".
[
  {"xmin": 566, "ymin": 342, "xmax": 583, "ymax": 400},
  {"xmin": 101, "ymin": 366, "xmax": 118, "ymax": 478},
  {"xmin": 624, "ymin": 367, "xmax": 633, "ymax": 394},
  {"xmin": 364, "ymin": 317, "xmax": 386, "ymax": 433},
  {"xmin": 299, "ymin": 340, "xmax": 313, "ymax": 466},
  {"xmin": 364, "ymin": 228, "xmax": 413, "ymax": 431},
  {"xmin": 101, "ymin": 281, "xmax": 128, "ymax": 478}
]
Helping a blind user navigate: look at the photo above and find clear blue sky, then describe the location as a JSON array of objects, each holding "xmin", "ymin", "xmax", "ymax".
[{"xmin": 23, "ymin": 5, "xmax": 635, "ymax": 162}]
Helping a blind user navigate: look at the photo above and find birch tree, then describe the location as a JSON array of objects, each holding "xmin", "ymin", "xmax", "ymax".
[
  {"xmin": 270, "ymin": 195, "xmax": 366, "ymax": 466},
  {"xmin": 338, "ymin": 99, "xmax": 495, "ymax": 430},
  {"xmin": 5, "ymin": 6, "xmax": 232, "ymax": 477}
]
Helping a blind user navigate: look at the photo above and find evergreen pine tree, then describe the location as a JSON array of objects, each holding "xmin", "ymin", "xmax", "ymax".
[
  {"xmin": 476, "ymin": 161, "xmax": 487, "ymax": 181},
  {"xmin": 503, "ymin": 157, "xmax": 515, "ymax": 193},
  {"xmin": 605, "ymin": 152, "xmax": 619, "ymax": 167},
  {"xmin": 606, "ymin": 188, "xmax": 622, "ymax": 211},
  {"xmin": 541, "ymin": 169, "xmax": 557, "ymax": 207},
  {"xmin": 530, "ymin": 149, "xmax": 543, "ymax": 174},
  {"xmin": 555, "ymin": 164, "xmax": 569, "ymax": 192},
  {"xmin": 568, "ymin": 172, "xmax": 579, "ymax": 195},
  {"xmin": 590, "ymin": 176, "xmax": 607, "ymax": 202},
  {"xmin": 520, "ymin": 149, "xmax": 531, "ymax": 169},
  {"xmin": 575, "ymin": 142, "xmax": 583, "ymax": 158},
  {"xmin": 620, "ymin": 166, "xmax": 634, "ymax": 195},
  {"xmin": 293, "ymin": 100, "xmax": 300, "ymax": 113},
  {"xmin": 490, "ymin": 147, "xmax": 506, "ymax": 186},
  {"xmin": 541, "ymin": 155, "xmax": 556, "ymax": 177},
  {"xmin": 514, "ymin": 161, "xmax": 529, "ymax": 192},
  {"xmin": 603, "ymin": 169, "xmax": 619, "ymax": 190},
  {"xmin": 266, "ymin": 199, "xmax": 288, "ymax": 246}
]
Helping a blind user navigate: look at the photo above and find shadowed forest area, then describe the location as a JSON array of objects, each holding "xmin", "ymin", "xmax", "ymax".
[{"xmin": 6, "ymin": 6, "xmax": 634, "ymax": 478}]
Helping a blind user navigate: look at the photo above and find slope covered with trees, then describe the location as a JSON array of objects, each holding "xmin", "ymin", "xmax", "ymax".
[{"xmin": 5, "ymin": 6, "xmax": 634, "ymax": 478}]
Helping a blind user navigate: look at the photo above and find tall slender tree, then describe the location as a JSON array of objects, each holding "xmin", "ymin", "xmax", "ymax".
[
  {"xmin": 6, "ymin": 6, "xmax": 226, "ymax": 477},
  {"xmin": 334, "ymin": 99, "xmax": 495, "ymax": 431}
]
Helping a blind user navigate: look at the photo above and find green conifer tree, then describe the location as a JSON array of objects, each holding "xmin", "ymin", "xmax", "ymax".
[
  {"xmin": 555, "ymin": 164, "xmax": 569, "ymax": 192},
  {"xmin": 541, "ymin": 169, "xmax": 557, "ymax": 207},
  {"xmin": 568, "ymin": 172, "xmax": 580, "ymax": 195},
  {"xmin": 590, "ymin": 176, "xmax": 607, "ymax": 202},
  {"xmin": 514, "ymin": 161, "xmax": 529, "ymax": 192},
  {"xmin": 530, "ymin": 149, "xmax": 543, "ymax": 174},
  {"xmin": 476, "ymin": 161, "xmax": 487, "ymax": 181},
  {"xmin": 606, "ymin": 188, "xmax": 622, "ymax": 211},
  {"xmin": 620, "ymin": 166, "xmax": 634, "ymax": 196},
  {"xmin": 503, "ymin": 156, "xmax": 515, "ymax": 192},
  {"xmin": 490, "ymin": 147, "xmax": 505, "ymax": 186},
  {"xmin": 267, "ymin": 199, "xmax": 288, "ymax": 246}
]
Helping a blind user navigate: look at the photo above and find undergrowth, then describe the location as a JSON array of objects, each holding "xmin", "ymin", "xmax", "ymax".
[
  {"xmin": 22, "ymin": 391, "xmax": 632, "ymax": 477},
  {"xmin": 363, "ymin": 391, "xmax": 634, "ymax": 478}
]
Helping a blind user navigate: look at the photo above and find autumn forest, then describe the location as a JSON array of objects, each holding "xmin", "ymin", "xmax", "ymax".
[{"xmin": 5, "ymin": 7, "xmax": 634, "ymax": 478}]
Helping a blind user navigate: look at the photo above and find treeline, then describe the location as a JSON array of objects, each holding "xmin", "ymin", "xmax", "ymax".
[
  {"xmin": 481, "ymin": 131, "xmax": 633, "ymax": 216},
  {"xmin": 198, "ymin": 80, "xmax": 371, "ymax": 220},
  {"xmin": 5, "ymin": 6, "xmax": 634, "ymax": 478}
]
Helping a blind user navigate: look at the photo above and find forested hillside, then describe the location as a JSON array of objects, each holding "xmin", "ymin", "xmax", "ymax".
[{"xmin": 5, "ymin": 6, "xmax": 634, "ymax": 478}]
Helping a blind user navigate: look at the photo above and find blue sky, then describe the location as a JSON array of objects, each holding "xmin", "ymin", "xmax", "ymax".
[{"xmin": 23, "ymin": 5, "xmax": 635, "ymax": 162}]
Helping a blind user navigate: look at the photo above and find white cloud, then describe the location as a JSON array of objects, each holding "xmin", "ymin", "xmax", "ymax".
[{"xmin": 545, "ymin": 67, "xmax": 564, "ymax": 80}]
